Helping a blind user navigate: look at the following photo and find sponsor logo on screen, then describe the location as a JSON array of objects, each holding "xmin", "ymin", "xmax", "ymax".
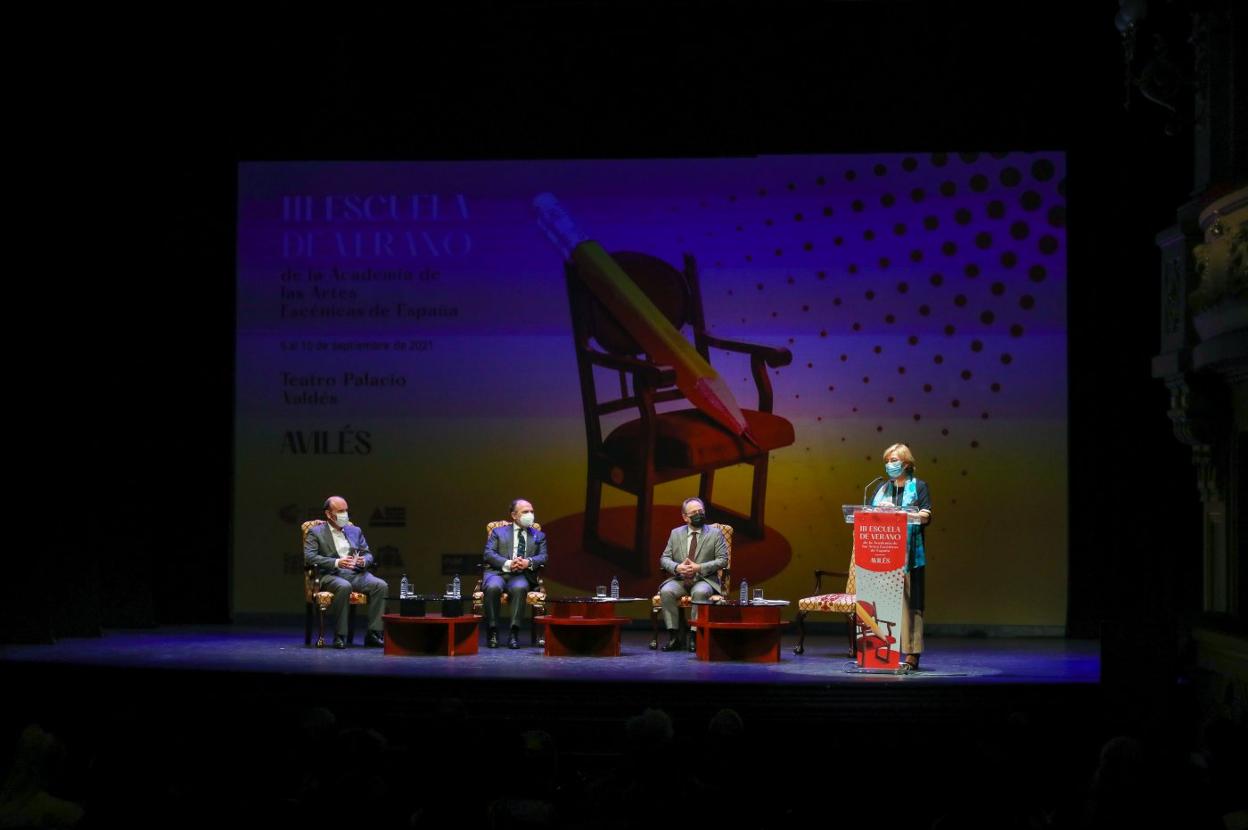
[
  {"xmin": 375, "ymin": 545, "xmax": 403, "ymax": 568},
  {"xmin": 277, "ymin": 505, "xmax": 337, "ymax": 525},
  {"xmin": 441, "ymin": 553, "xmax": 478, "ymax": 576},
  {"xmin": 370, "ymin": 506, "xmax": 407, "ymax": 527}
]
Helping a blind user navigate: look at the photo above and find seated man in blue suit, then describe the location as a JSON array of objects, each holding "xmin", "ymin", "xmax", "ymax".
[
  {"xmin": 483, "ymin": 498, "xmax": 548, "ymax": 649},
  {"xmin": 303, "ymin": 496, "xmax": 389, "ymax": 649}
]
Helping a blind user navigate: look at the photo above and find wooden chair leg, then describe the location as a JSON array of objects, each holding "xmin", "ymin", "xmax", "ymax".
[
  {"xmin": 698, "ymin": 470, "xmax": 715, "ymax": 505},
  {"xmin": 650, "ymin": 607, "xmax": 661, "ymax": 649},
  {"xmin": 583, "ymin": 476, "xmax": 602, "ymax": 551},
  {"xmin": 846, "ymin": 613, "xmax": 857, "ymax": 658},
  {"xmin": 316, "ymin": 604, "xmax": 327, "ymax": 648},
  {"xmin": 530, "ymin": 607, "xmax": 539, "ymax": 646},
  {"xmin": 634, "ymin": 484, "xmax": 654, "ymax": 573},
  {"xmin": 347, "ymin": 606, "xmax": 356, "ymax": 645},
  {"xmin": 793, "ymin": 610, "xmax": 808, "ymax": 655},
  {"xmin": 746, "ymin": 456, "xmax": 769, "ymax": 537}
]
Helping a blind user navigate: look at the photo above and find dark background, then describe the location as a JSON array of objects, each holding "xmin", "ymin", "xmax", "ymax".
[{"xmin": 43, "ymin": 3, "xmax": 1207, "ymax": 673}]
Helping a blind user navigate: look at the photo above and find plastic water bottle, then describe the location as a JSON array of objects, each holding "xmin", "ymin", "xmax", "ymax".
[
  {"xmin": 610, "ymin": 576, "xmax": 619, "ymax": 599},
  {"xmin": 740, "ymin": 578, "xmax": 749, "ymax": 604},
  {"xmin": 452, "ymin": 574, "xmax": 461, "ymax": 599},
  {"xmin": 400, "ymin": 573, "xmax": 410, "ymax": 599}
]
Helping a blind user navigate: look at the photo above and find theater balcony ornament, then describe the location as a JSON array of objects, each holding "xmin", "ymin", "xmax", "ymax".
[{"xmin": 1190, "ymin": 187, "xmax": 1248, "ymax": 343}]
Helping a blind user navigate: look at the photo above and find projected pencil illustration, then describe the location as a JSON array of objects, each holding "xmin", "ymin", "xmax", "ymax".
[
  {"xmin": 534, "ymin": 193, "xmax": 758, "ymax": 448},
  {"xmin": 854, "ymin": 601, "xmax": 887, "ymax": 641}
]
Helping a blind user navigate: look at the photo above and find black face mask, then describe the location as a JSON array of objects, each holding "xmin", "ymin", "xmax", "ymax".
[{"xmin": 688, "ymin": 512, "xmax": 706, "ymax": 527}]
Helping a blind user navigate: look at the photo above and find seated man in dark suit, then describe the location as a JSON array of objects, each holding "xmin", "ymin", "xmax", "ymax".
[
  {"xmin": 303, "ymin": 496, "xmax": 388, "ymax": 649},
  {"xmin": 482, "ymin": 498, "xmax": 548, "ymax": 649}
]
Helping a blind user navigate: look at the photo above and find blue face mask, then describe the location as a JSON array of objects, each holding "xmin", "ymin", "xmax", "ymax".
[{"xmin": 885, "ymin": 460, "xmax": 905, "ymax": 479}]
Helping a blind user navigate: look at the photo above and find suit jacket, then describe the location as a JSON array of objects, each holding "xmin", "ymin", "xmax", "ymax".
[
  {"xmin": 304, "ymin": 521, "xmax": 374, "ymax": 580},
  {"xmin": 659, "ymin": 524, "xmax": 728, "ymax": 593},
  {"xmin": 483, "ymin": 524, "xmax": 547, "ymax": 587}
]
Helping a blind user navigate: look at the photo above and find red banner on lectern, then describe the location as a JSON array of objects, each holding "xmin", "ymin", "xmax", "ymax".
[
  {"xmin": 854, "ymin": 512, "xmax": 908, "ymax": 571},
  {"xmin": 852, "ymin": 510, "xmax": 908, "ymax": 669}
]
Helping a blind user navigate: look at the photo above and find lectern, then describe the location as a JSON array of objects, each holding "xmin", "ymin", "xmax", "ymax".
[{"xmin": 841, "ymin": 505, "xmax": 920, "ymax": 670}]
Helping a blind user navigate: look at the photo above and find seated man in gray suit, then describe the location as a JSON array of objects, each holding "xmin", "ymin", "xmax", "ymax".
[
  {"xmin": 303, "ymin": 496, "xmax": 388, "ymax": 649},
  {"xmin": 657, "ymin": 498, "xmax": 728, "ymax": 652},
  {"xmin": 482, "ymin": 498, "xmax": 548, "ymax": 649}
]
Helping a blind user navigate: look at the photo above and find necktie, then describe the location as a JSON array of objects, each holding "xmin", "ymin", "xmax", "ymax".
[
  {"xmin": 517, "ymin": 527, "xmax": 527, "ymax": 560},
  {"xmin": 684, "ymin": 531, "xmax": 698, "ymax": 586}
]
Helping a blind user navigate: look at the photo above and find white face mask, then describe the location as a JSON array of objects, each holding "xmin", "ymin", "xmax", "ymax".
[
  {"xmin": 518, "ymin": 513, "xmax": 535, "ymax": 528},
  {"xmin": 333, "ymin": 512, "xmax": 349, "ymax": 527}
]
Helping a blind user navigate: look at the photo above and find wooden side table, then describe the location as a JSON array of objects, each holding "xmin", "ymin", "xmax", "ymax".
[
  {"xmin": 534, "ymin": 597, "xmax": 642, "ymax": 657},
  {"xmin": 690, "ymin": 601, "xmax": 790, "ymax": 662},
  {"xmin": 381, "ymin": 613, "xmax": 482, "ymax": 656}
]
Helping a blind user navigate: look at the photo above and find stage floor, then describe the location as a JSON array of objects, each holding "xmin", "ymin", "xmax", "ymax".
[{"xmin": 1, "ymin": 625, "xmax": 1100, "ymax": 686}]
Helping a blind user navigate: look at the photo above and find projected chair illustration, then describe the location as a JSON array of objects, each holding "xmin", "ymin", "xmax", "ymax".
[
  {"xmin": 301, "ymin": 519, "xmax": 370, "ymax": 648},
  {"xmin": 648, "ymin": 522, "xmax": 733, "ymax": 651},
  {"xmin": 854, "ymin": 600, "xmax": 896, "ymax": 665},
  {"xmin": 472, "ymin": 520, "xmax": 548, "ymax": 646},
  {"xmin": 793, "ymin": 556, "xmax": 858, "ymax": 657},
  {"xmin": 566, "ymin": 251, "xmax": 794, "ymax": 574}
]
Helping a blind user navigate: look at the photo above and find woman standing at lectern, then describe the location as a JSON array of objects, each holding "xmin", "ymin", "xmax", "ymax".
[{"xmin": 871, "ymin": 443, "xmax": 932, "ymax": 671}]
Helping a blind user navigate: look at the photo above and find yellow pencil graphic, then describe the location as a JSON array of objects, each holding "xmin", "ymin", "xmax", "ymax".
[
  {"xmin": 854, "ymin": 601, "xmax": 887, "ymax": 641},
  {"xmin": 534, "ymin": 193, "xmax": 758, "ymax": 447}
]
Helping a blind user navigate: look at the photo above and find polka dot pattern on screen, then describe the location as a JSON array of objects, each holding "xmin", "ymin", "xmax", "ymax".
[{"xmin": 673, "ymin": 151, "xmax": 1064, "ymax": 486}]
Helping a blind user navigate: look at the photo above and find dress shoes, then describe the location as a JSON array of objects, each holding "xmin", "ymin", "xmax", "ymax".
[
  {"xmin": 332, "ymin": 635, "xmax": 346, "ymax": 649},
  {"xmin": 507, "ymin": 631, "xmax": 520, "ymax": 649},
  {"xmin": 660, "ymin": 633, "xmax": 683, "ymax": 652},
  {"xmin": 364, "ymin": 630, "xmax": 385, "ymax": 648},
  {"xmin": 487, "ymin": 629, "xmax": 499, "ymax": 649}
]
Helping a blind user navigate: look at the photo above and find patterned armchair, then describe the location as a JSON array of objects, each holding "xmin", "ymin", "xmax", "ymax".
[
  {"xmin": 793, "ymin": 558, "xmax": 857, "ymax": 657},
  {"xmin": 648, "ymin": 523, "xmax": 733, "ymax": 651},
  {"xmin": 472, "ymin": 520, "xmax": 548, "ymax": 646},
  {"xmin": 302, "ymin": 519, "xmax": 370, "ymax": 648}
]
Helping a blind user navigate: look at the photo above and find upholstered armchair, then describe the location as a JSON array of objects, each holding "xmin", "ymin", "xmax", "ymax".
[
  {"xmin": 302, "ymin": 519, "xmax": 370, "ymax": 648},
  {"xmin": 648, "ymin": 523, "xmax": 733, "ymax": 651},
  {"xmin": 793, "ymin": 557, "xmax": 857, "ymax": 657},
  {"xmin": 472, "ymin": 520, "xmax": 548, "ymax": 646}
]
